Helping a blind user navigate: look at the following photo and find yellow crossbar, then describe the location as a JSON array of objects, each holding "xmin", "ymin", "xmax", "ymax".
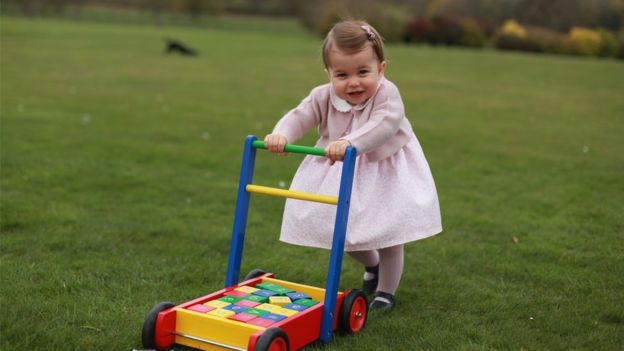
[{"xmin": 246, "ymin": 184, "xmax": 338, "ymax": 205}]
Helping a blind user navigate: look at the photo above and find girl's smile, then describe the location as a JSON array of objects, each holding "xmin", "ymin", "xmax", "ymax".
[{"xmin": 325, "ymin": 45, "xmax": 386, "ymax": 106}]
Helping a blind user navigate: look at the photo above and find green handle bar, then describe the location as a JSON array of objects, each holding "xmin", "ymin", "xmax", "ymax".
[{"xmin": 252, "ymin": 140, "xmax": 326, "ymax": 156}]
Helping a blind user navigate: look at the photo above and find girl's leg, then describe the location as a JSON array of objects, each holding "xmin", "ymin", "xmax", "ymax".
[
  {"xmin": 347, "ymin": 250, "xmax": 379, "ymax": 293},
  {"xmin": 372, "ymin": 244, "xmax": 404, "ymax": 307}
]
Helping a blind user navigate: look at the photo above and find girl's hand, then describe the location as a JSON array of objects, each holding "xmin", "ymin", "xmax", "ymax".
[
  {"xmin": 264, "ymin": 134, "xmax": 288, "ymax": 156},
  {"xmin": 325, "ymin": 140, "xmax": 351, "ymax": 165}
]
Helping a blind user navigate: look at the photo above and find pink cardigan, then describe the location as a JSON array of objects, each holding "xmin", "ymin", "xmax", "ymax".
[{"xmin": 272, "ymin": 78, "xmax": 415, "ymax": 161}]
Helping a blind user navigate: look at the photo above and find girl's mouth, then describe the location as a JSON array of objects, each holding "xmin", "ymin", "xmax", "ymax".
[{"xmin": 348, "ymin": 91, "xmax": 365, "ymax": 98}]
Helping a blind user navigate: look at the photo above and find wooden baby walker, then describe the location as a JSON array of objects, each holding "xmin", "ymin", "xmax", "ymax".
[{"xmin": 141, "ymin": 135, "xmax": 368, "ymax": 351}]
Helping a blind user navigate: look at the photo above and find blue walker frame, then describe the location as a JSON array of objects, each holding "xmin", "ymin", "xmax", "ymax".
[{"xmin": 225, "ymin": 135, "xmax": 357, "ymax": 344}]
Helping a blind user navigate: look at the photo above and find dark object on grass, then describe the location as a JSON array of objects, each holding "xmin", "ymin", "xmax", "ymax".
[{"xmin": 165, "ymin": 39, "xmax": 197, "ymax": 56}]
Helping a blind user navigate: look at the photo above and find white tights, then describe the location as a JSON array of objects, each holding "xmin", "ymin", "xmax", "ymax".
[{"xmin": 347, "ymin": 244, "xmax": 404, "ymax": 295}]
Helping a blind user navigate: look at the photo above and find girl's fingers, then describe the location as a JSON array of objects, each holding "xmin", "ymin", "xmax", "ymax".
[{"xmin": 264, "ymin": 134, "xmax": 287, "ymax": 153}]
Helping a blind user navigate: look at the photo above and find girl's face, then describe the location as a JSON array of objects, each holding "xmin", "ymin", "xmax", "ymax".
[{"xmin": 325, "ymin": 45, "xmax": 386, "ymax": 106}]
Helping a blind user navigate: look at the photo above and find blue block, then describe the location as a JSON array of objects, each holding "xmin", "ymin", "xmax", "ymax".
[
  {"xmin": 260, "ymin": 313, "xmax": 287, "ymax": 322},
  {"xmin": 253, "ymin": 289, "xmax": 278, "ymax": 298},
  {"xmin": 286, "ymin": 292, "xmax": 311, "ymax": 301},
  {"xmin": 283, "ymin": 303, "xmax": 309, "ymax": 312},
  {"xmin": 223, "ymin": 304, "xmax": 249, "ymax": 313}
]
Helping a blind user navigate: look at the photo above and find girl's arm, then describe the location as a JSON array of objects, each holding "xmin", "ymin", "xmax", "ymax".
[
  {"xmin": 342, "ymin": 85, "xmax": 404, "ymax": 155},
  {"xmin": 270, "ymin": 87, "xmax": 325, "ymax": 146}
]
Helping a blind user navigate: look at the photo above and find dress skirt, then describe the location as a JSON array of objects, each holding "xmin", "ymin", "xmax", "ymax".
[{"xmin": 279, "ymin": 137, "xmax": 442, "ymax": 251}]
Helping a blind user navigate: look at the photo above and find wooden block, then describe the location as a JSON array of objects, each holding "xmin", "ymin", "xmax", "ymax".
[
  {"xmin": 294, "ymin": 299, "xmax": 319, "ymax": 307},
  {"xmin": 242, "ymin": 308, "xmax": 269, "ymax": 317},
  {"xmin": 244, "ymin": 295, "xmax": 268, "ymax": 303},
  {"xmin": 218, "ymin": 296, "xmax": 242, "ymax": 304},
  {"xmin": 235, "ymin": 286, "xmax": 260, "ymax": 294},
  {"xmin": 286, "ymin": 292, "xmax": 311, "ymax": 301},
  {"xmin": 260, "ymin": 313, "xmax": 287, "ymax": 322},
  {"xmin": 269, "ymin": 296, "xmax": 292, "ymax": 306},
  {"xmin": 255, "ymin": 282, "xmax": 281, "ymax": 290},
  {"xmin": 274, "ymin": 288, "xmax": 294, "ymax": 295},
  {"xmin": 223, "ymin": 304, "xmax": 248, "ymax": 313},
  {"xmin": 206, "ymin": 309, "xmax": 236, "ymax": 318},
  {"xmin": 235, "ymin": 300, "xmax": 261, "ymax": 308},
  {"xmin": 228, "ymin": 313, "xmax": 257, "ymax": 323},
  {"xmin": 187, "ymin": 304, "xmax": 215, "ymax": 313},
  {"xmin": 273, "ymin": 307, "xmax": 298, "ymax": 317},
  {"xmin": 225, "ymin": 290, "xmax": 249, "ymax": 298},
  {"xmin": 256, "ymin": 303, "xmax": 281, "ymax": 312},
  {"xmin": 283, "ymin": 303, "xmax": 309, "ymax": 312},
  {"xmin": 204, "ymin": 300, "xmax": 231, "ymax": 309},
  {"xmin": 252, "ymin": 289, "xmax": 278, "ymax": 298},
  {"xmin": 256, "ymin": 283, "xmax": 294, "ymax": 295}
]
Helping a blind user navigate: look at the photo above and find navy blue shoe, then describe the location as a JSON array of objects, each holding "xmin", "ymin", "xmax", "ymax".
[
  {"xmin": 362, "ymin": 264, "xmax": 379, "ymax": 295},
  {"xmin": 369, "ymin": 291, "xmax": 395, "ymax": 312}
]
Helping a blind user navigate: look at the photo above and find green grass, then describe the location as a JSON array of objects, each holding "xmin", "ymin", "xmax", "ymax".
[{"xmin": 1, "ymin": 16, "xmax": 623, "ymax": 350}]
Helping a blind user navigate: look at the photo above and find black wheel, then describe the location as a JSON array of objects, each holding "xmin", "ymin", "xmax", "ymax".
[
  {"xmin": 142, "ymin": 301, "xmax": 175, "ymax": 350},
  {"xmin": 338, "ymin": 289, "xmax": 368, "ymax": 335},
  {"xmin": 255, "ymin": 327, "xmax": 290, "ymax": 351},
  {"xmin": 243, "ymin": 268, "xmax": 267, "ymax": 281}
]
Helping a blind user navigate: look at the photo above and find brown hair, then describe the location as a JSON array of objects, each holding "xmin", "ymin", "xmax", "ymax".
[{"xmin": 322, "ymin": 20, "xmax": 385, "ymax": 68}]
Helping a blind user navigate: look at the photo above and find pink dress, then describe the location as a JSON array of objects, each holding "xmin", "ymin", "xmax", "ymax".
[{"xmin": 273, "ymin": 78, "xmax": 442, "ymax": 251}]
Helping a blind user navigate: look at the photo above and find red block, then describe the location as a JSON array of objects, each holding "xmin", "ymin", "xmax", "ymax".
[
  {"xmin": 228, "ymin": 313, "xmax": 257, "ymax": 323},
  {"xmin": 224, "ymin": 291, "xmax": 249, "ymax": 298},
  {"xmin": 235, "ymin": 300, "xmax": 261, "ymax": 308},
  {"xmin": 247, "ymin": 318, "xmax": 275, "ymax": 327},
  {"xmin": 187, "ymin": 304, "xmax": 215, "ymax": 313}
]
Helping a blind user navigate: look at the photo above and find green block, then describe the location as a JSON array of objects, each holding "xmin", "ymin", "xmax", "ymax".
[
  {"xmin": 256, "ymin": 282, "xmax": 295, "ymax": 295},
  {"xmin": 243, "ymin": 308, "xmax": 269, "ymax": 317},
  {"xmin": 243, "ymin": 295, "xmax": 268, "ymax": 303},
  {"xmin": 294, "ymin": 299, "xmax": 319, "ymax": 307},
  {"xmin": 218, "ymin": 296, "xmax": 242, "ymax": 303},
  {"xmin": 273, "ymin": 287, "xmax": 295, "ymax": 295},
  {"xmin": 256, "ymin": 282, "xmax": 281, "ymax": 290}
]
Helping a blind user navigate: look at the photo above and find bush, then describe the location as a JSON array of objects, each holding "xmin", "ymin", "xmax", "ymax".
[
  {"xmin": 403, "ymin": 16, "xmax": 486, "ymax": 48},
  {"xmin": 597, "ymin": 28, "xmax": 619, "ymax": 57},
  {"xmin": 526, "ymin": 26, "xmax": 568, "ymax": 54},
  {"xmin": 566, "ymin": 27, "xmax": 602, "ymax": 56},
  {"xmin": 426, "ymin": 16, "xmax": 462, "ymax": 45},
  {"xmin": 500, "ymin": 19, "xmax": 527, "ymax": 38},
  {"xmin": 368, "ymin": 6, "xmax": 410, "ymax": 42},
  {"xmin": 457, "ymin": 17, "xmax": 486, "ymax": 47},
  {"xmin": 403, "ymin": 17, "xmax": 430, "ymax": 43},
  {"xmin": 494, "ymin": 34, "xmax": 542, "ymax": 52}
]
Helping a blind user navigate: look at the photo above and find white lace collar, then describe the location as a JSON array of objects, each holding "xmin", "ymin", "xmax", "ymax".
[{"xmin": 330, "ymin": 77, "xmax": 385, "ymax": 113}]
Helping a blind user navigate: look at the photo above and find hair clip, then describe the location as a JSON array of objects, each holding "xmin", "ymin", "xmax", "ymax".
[{"xmin": 361, "ymin": 25, "xmax": 374, "ymax": 40}]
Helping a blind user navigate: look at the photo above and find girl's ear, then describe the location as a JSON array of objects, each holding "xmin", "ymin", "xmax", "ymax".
[
  {"xmin": 379, "ymin": 61, "xmax": 387, "ymax": 75},
  {"xmin": 324, "ymin": 68, "xmax": 330, "ymax": 79}
]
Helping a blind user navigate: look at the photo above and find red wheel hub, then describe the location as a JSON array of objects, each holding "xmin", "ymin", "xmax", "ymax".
[
  {"xmin": 269, "ymin": 337, "xmax": 288, "ymax": 351},
  {"xmin": 349, "ymin": 296, "xmax": 367, "ymax": 332}
]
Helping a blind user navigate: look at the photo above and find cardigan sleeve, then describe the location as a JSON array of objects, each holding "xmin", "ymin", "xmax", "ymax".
[
  {"xmin": 272, "ymin": 86, "xmax": 324, "ymax": 144},
  {"xmin": 342, "ymin": 85, "xmax": 405, "ymax": 155}
]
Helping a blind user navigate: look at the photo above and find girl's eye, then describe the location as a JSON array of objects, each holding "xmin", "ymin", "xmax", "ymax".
[
  {"xmin": 359, "ymin": 70, "xmax": 369, "ymax": 76},
  {"xmin": 336, "ymin": 73, "xmax": 347, "ymax": 79}
]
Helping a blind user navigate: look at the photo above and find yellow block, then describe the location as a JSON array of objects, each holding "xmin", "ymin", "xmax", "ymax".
[
  {"xmin": 235, "ymin": 286, "xmax": 260, "ymax": 294},
  {"xmin": 261, "ymin": 277, "xmax": 328, "ymax": 302},
  {"xmin": 256, "ymin": 303, "xmax": 282, "ymax": 312},
  {"xmin": 206, "ymin": 309, "xmax": 236, "ymax": 318},
  {"xmin": 204, "ymin": 300, "xmax": 230, "ymax": 309},
  {"xmin": 273, "ymin": 307, "xmax": 298, "ymax": 317},
  {"xmin": 269, "ymin": 296, "xmax": 292, "ymax": 306},
  {"xmin": 246, "ymin": 184, "xmax": 338, "ymax": 205}
]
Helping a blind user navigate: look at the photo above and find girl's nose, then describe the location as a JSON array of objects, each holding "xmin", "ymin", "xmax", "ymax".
[{"xmin": 348, "ymin": 78, "xmax": 360, "ymax": 87}]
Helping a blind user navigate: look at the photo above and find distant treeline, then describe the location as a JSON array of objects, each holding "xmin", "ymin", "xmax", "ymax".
[
  {"xmin": 4, "ymin": 0, "xmax": 623, "ymax": 32},
  {"xmin": 3, "ymin": 0, "xmax": 624, "ymax": 58}
]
